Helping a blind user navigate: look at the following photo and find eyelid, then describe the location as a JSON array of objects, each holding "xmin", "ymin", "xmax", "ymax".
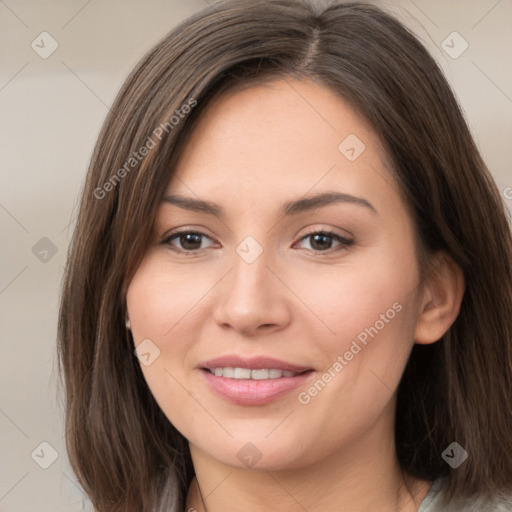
[
  {"xmin": 298, "ymin": 226, "xmax": 354, "ymax": 243},
  {"xmin": 161, "ymin": 224, "xmax": 213, "ymax": 238}
]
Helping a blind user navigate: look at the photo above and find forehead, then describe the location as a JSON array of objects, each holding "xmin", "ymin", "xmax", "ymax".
[{"xmin": 165, "ymin": 78, "xmax": 399, "ymax": 217}]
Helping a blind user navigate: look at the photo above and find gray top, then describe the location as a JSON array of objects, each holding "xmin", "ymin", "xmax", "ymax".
[{"xmin": 418, "ymin": 478, "xmax": 512, "ymax": 511}]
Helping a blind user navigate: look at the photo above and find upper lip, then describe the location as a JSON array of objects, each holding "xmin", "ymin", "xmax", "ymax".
[{"xmin": 200, "ymin": 355, "xmax": 313, "ymax": 373}]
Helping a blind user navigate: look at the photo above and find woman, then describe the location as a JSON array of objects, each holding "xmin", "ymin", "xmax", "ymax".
[{"xmin": 57, "ymin": 0, "xmax": 512, "ymax": 510}]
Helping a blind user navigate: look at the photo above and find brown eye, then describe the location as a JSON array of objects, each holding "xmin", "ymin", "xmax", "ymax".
[
  {"xmin": 162, "ymin": 230, "xmax": 214, "ymax": 252},
  {"xmin": 296, "ymin": 231, "xmax": 353, "ymax": 252}
]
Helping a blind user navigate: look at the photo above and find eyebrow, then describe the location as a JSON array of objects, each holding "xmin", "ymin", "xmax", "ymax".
[{"xmin": 161, "ymin": 191, "xmax": 378, "ymax": 217}]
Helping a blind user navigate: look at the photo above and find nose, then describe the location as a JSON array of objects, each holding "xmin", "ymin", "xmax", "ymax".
[{"xmin": 212, "ymin": 246, "xmax": 292, "ymax": 338}]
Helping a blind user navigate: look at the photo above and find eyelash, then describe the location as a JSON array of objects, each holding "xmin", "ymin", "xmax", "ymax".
[{"xmin": 161, "ymin": 228, "xmax": 354, "ymax": 256}]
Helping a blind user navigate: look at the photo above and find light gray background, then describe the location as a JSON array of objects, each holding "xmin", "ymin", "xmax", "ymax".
[{"xmin": 1, "ymin": 1, "xmax": 511, "ymax": 511}]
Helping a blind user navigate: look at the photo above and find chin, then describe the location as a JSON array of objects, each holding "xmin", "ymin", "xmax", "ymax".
[{"xmin": 194, "ymin": 433, "xmax": 316, "ymax": 472}]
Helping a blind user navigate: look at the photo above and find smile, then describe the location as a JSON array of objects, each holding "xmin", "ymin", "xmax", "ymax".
[
  {"xmin": 199, "ymin": 355, "xmax": 315, "ymax": 405},
  {"xmin": 207, "ymin": 367, "xmax": 301, "ymax": 379}
]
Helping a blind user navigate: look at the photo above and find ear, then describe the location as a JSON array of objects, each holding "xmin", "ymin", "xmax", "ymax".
[{"xmin": 414, "ymin": 251, "xmax": 465, "ymax": 345}]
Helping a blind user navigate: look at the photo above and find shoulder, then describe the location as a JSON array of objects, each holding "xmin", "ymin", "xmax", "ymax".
[{"xmin": 418, "ymin": 478, "xmax": 512, "ymax": 512}]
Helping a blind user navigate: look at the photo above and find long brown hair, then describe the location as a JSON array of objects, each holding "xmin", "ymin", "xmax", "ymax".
[{"xmin": 57, "ymin": 0, "xmax": 512, "ymax": 510}]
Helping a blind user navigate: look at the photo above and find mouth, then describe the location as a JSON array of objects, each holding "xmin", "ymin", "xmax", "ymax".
[
  {"xmin": 198, "ymin": 355, "xmax": 315, "ymax": 405},
  {"xmin": 204, "ymin": 367, "xmax": 307, "ymax": 379}
]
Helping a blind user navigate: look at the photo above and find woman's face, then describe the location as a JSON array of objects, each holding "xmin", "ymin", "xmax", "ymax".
[{"xmin": 126, "ymin": 78, "xmax": 425, "ymax": 470}]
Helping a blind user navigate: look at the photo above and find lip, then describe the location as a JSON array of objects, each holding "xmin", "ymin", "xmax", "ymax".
[
  {"xmin": 199, "ymin": 355, "xmax": 315, "ymax": 406},
  {"xmin": 200, "ymin": 355, "xmax": 313, "ymax": 373}
]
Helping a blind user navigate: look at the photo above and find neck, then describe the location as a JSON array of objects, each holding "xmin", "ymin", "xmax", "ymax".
[{"xmin": 185, "ymin": 419, "xmax": 431, "ymax": 512}]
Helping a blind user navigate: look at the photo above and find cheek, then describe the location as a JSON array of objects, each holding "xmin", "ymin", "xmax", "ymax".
[
  {"xmin": 126, "ymin": 256, "xmax": 183, "ymax": 359},
  {"xmin": 297, "ymin": 249, "xmax": 419, "ymax": 349},
  {"xmin": 126, "ymin": 258, "xmax": 199, "ymax": 434},
  {"xmin": 126, "ymin": 254, "xmax": 206, "ymax": 346},
  {"xmin": 295, "ymin": 244, "xmax": 420, "ymax": 407},
  {"xmin": 290, "ymin": 268, "xmax": 419, "ymax": 454}
]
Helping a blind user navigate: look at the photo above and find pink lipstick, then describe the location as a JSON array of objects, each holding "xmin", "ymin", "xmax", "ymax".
[{"xmin": 199, "ymin": 355, "xmax": 315, "ymax": 405}]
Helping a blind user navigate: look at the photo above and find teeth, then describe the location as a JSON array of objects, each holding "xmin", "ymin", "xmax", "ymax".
[
  {"xmin": 251, "ymin": 369, "xmax": 271, "ymax": 380},
  {"xmin": 234, "ymin": 368, "xmax": 251, "ymax": 379},
  {"xmin": 222, "ymin": 367, "xmax": 235, "ymax": 378},
  {"xmin": 210, "ymin": 367, "xmax": 299, "ymax": 379}
]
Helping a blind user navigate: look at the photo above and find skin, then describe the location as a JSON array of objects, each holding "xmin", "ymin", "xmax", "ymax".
[{"xmin": 126, "ymin": 77, "xmax": 465, "ymax": 511}]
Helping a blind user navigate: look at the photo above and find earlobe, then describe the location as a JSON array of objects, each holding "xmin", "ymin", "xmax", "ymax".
[{"xmin": 414, "ymin": 252, "xmax": 465, "ymax": 345}]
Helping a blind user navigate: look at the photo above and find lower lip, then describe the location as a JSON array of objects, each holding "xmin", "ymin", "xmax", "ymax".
[{"xmin": 201, "ymin": 369, "xmax": 314, "ymax": 405}]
